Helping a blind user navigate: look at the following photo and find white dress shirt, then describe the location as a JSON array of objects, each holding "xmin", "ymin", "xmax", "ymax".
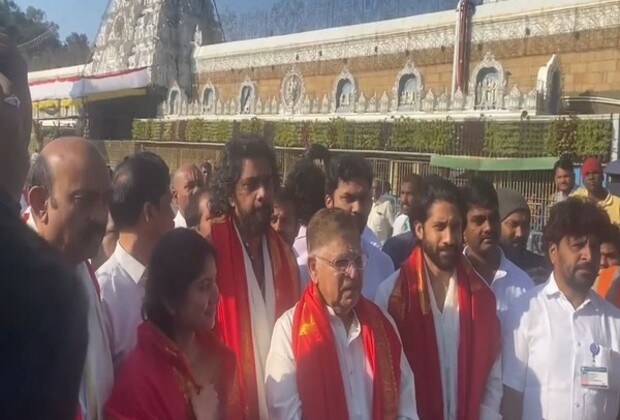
[
  {"xmin": 367, "ymin": 198, "xmax": 395, "ymax": 245},
  {"xmin": 173, "ymin": 211, "xmax": 186, "ymax": 228},
  {"xmin": 293, "ymin": 225, "xmax": 307, "ymax": 269},
  {"xmin": 298, "ymin": 237, "xmax": 394, "ymax": 299},
  {"xmin": 502, "ymin": 273, "xmax": 620, "ymax": 420},
  {"xmin": 376, "ymin": 268, "xmax": 503, "ymax": 420},
  {"xmin": 393, "ymin": 214, "xmax": 411, "ymax": 236},
  {"xmin": 463, "ymin": 247, "xmax": 535, "ymax": 325},
  {"xmin": 265, "ymin": 304, "xmax": 419, "ymax": 420},
  {"xmin": 97, "ymin": 243, "xmax": 146, "ymax": 371}
]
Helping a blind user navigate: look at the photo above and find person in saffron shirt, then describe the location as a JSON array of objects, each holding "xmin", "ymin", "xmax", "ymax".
[
  {"xmin": 375, "ymin": 176, "xmax": 502, "ymax": 420},
  {"xmin": 105, "ymin": 228, "xmax": 240, "ymax": 420},
  {"xmin": 265, "ymin": 208, "xmax": 418, "ymax": 419},
  {"xmin": 208, "ymin": 134, "xmax": 300, "ymax": 419}
]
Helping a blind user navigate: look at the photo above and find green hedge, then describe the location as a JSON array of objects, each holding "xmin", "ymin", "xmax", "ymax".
[{"xmin": 131, "ymin": 116, "xmax": 614, "ymax": 160}]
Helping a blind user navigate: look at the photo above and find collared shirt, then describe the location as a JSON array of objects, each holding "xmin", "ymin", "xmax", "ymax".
[
  {"xmin": 298, "ymin": 237, "xmax": 394, "ymax": 300},
  {"xmin": 393, "ymin": 213, "xmax": 410, "ymax": 236},
  {"xmin": 97, "ymin": 243, "xmax": 147, "ymax": 371},
  {"xmin": 173, "ymin": 211, "xmax": 187, "ymax": 228},
  {"xmin": 502, "ymin": 273, "xmax": 620, "ymax": 420},
  {"xmin": 293, "ymin": 225, "xmax": 308, "ymax": 269},
  {"xmin": 572, "ymin": 187, "xmax": 620, "ymax": 224},
  {"xmin": 265, "ymin": 304, "xmax": 419, "ymax": 420},
  {"xmin": 367, "ymin": 198, "xmax": 395, "ymax": 245},
  {"xmin": 363, "ymin": 226, "xmax": 382, "ymax": 249},
  {"xmin": 463, "ymin": 247, "xmax": 535, "ymax": 325},
  {"xmin": 550, "ymin": 188, "xmax": 576, "ymax": 205},
  {"xmin": 376, "ymin": 269, "xmax": 503, "ymax": 420}
]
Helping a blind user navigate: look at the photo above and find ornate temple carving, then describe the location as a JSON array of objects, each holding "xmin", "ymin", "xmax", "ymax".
[
  {"xmin": 393, "ymin": 60, "xmax": 424, "ymax": 111},
  {"xmin": 280, "ymin": 67, "xmax": 306, "ymax": 114},
  {"xmin": 469, "ymin": 52, "xmax": 507, "ymax": 110},
  {"xmin": 239, "ymin": 76, "xmax": 257, "ymax": 114},
  {"xmin": 200, "ymin": 81, "xmax": 217, "ymax": 115},
  {"xmin": 333, "ymin": 68, "xmax": 357, "ymax": 113}
]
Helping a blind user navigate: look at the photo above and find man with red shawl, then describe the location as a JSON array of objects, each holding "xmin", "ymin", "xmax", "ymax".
[
  {"xmin": 375, "ymin": 176, "xmax": 502, "ymax": 420},
  {"xmin": 208, "ymin": 135, "xmax": 300, "ymax": 419},
  {"xmin": 265, "ymin": 208, "xmax": 418, "ymax": 419}
]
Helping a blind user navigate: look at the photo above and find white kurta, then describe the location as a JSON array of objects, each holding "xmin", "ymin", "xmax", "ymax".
[
  {"xmin": 76, "ymin": 263, "xmax": 115, "ymax": 420},
  {"xmin": 376, "ymin": 269, "xmax": 503, "ymax": 420},
  {"xmin": 265, "ymin": 304, "xmax": 419, "ymax": 420},
  {"xmin": 235, "ymin": 226, "xmax": 276, "ymax": 420}
]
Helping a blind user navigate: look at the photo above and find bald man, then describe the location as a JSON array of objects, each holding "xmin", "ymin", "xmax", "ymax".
[
  {"xmin": 172, "ymin": 163, "xmax": 204, "ymax": 227},
  {"xmin": 27, "ymin": 137, "xmax": 114, "ymax": 420}
]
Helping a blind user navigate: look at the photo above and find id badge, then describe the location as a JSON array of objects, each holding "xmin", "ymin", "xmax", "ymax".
[{"xmin": 580, "ymin": 366, "xmax": 609, "ymax": 389}]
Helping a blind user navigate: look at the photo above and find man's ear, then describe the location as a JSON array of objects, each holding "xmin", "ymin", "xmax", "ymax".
[
  {"xmin": 414, "ymin": 220, "xmax": 424, "ymax": 242},
  {"xmin": 308, "ymin": 255, "xmax": 319, "ymax": 285},
  {"xmin": 143, "ymin": 201, "xmax": 156, "ymax": 224},
  {"xmin": 325, "ymin": 194, "xmax": 334, "ymax": 208},
  {"xmin": 171, "ymin": 187, "xmax": 179, "ymax": 206},
  {"xmin": 548, "ymin": 242, "xmax": 558, "ymax": 266},
  {"xmin": 28, "ymin": 186, "xmax": 49, "ymax": 223}
]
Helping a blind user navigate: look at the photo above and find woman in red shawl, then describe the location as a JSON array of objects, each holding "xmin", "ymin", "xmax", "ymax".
[{"xmin": 105, "ymin": 229, "xmax": 240, "ymax": 420}]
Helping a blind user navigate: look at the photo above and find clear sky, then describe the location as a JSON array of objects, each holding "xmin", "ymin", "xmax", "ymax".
[{"xmin": 14, "ymin": 0, "xmax": 274, "ymax": 42}]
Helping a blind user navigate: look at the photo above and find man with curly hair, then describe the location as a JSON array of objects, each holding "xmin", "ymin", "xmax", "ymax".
[
  {"xmin": 501, "ymin": 197, "xmax": 620, "ymax": 420},
  {"xmin": 208, "ymin": 134, "xmax": 300, "ymax": 420}
]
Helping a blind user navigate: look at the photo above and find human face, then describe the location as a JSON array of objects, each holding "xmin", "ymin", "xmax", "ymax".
[
  {"xmin": 399, "ymin": 181, "xmax": 419, "ymax": 218},
  {"xmin": 101, "ymin": 213, "xmax": 118, "ymax": 259},
  {"xmin": 415, "ymin": 201, "xmax": 462, "ymax": 272},
  {"xmin": 39, "ymin": 155, "xmax": 111, "ymax": 264},
  {"xmin": 200, "ymin": 165, "xmax": 212, "ymax": 186},
  {"xmin": 271, "ymin": 199, "xmax": 299, "ymax": 246},
  {"xmin": 584, "ymin": 168, "xmax": 604, "ymax": 194},
  {"xmin": 173, "ymin": 167, "xmax": 204, "ymax": 215},
  {"xmin": 197, "ymin": 195, "xmax": 213, "ymax": 239},
  {"xmin": 232, "ymin": 157, "xmax": 274, "ymax": 236},
  {"xmin": 500, "ymin": 210, "xmax": 530, "ymax": 259},
  {"xmin": 177, "ymin": 255, "xmax": 220, "ymax": 331},
  {"xmin": 148, "ymin": 191, "xmax": 175, "ymax": 240},
  {"xmin": 600, "ymin": 242, "xmax": 620, "ymax": 270},
  {"xmin": 549, "ymin": 235, "xmax": 600, "ymax": 294},
  {"xmin": 554, "ymin": 167, "xmax": 574, "ymax": 194},
  {"xmin": 464, "ymin": 205, "xmax": 500, "ymax": 256},
  {"xmin": 371, "ymin": 179, "xmax": 382, "ymax": 201},
  {"xmin": 326, "ymin": 178, "xmax": 372, "ymax": 234},
  {"xmin": 308, "ymin": 234, "xmax": 363, "ymax": 317}
]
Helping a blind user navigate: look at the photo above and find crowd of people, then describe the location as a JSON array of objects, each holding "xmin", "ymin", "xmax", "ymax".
[{"xmin": 2, "ymin": 33, "xmax": 620, "ymax": 420}]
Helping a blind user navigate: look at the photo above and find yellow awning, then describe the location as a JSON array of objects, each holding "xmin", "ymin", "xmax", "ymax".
[
  {"xmin": 33, "ymin": 98, "xmax": 82, "ymax": 109},
  {"xmin": 84, "ymin": 88, "xmax": 148, "ymax": 103}
]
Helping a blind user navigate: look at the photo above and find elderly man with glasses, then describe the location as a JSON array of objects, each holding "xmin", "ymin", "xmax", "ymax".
[{"xmin": 265, "ymin": 207, "xmax": 419, "ymax": 420}]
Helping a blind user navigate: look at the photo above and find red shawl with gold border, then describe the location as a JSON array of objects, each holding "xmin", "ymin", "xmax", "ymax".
[{"xmin": 388, "ymin": 246, "xmax": 500, "ymax": 420}]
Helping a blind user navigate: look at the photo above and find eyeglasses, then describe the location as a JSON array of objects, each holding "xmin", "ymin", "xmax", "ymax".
[{"xmin": 315, "ymin": 254, "xmax": 368, "ymax": 274}]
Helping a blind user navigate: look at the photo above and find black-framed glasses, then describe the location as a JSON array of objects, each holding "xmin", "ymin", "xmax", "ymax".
[{"xmin": 315, "ymin": 254, "xmax": 368, "ymax": 274}]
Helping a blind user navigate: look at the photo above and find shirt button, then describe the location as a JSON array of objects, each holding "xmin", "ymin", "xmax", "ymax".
[
  {"xmin": 577, "ymin": 342, "xmax": 582, "ymax": 347},
  {"xmin": 576, "ymin": 402, "xmax": 581, "ymax": 408}
]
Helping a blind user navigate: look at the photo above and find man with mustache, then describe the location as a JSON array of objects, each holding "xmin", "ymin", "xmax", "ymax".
[
  {"xmin": 376, "ymin": 177, "xmax": 502, "ymax": 420},
  {"xmin": 97, "ymin": 152, "xmax": 175, "ymax": 371},
  {"xmin": 550, "ymin": 156, "xmax": 576, "ymax": 205},
  {"xmin": 572, "ymin": 157, "xmax": 620, "ymax": 225},
  {"xmin": 27, "ymin": 137, "xmax": 114, "ymax": 419},
  {"xmin": 497, "ymin": 188, "xmax": 549, "ymax": 284},
  {"xmin": 265, "ymin": 208, "xmax": 418, "ymax": 419},
  {"xmin": 298, "ymin": 154, "xmax": 394, "ymax": 300},
  {"xmin": 172, "ymin": 163, "xmax": 204, "ymax": 228},
  {"xmin": 462, "ymin": 178, "xmax": 534, "ymax": 325},
  {"xmin": 383, "ymin": 173, "xmax": 423, "ymax": 269},
  {"xmin": 208, "ymin": 135, "xmax": 300, "ymax": 419},
  {"xmin": 501, "ymin": 198, "xmax": 620, "ymax": 420}
]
